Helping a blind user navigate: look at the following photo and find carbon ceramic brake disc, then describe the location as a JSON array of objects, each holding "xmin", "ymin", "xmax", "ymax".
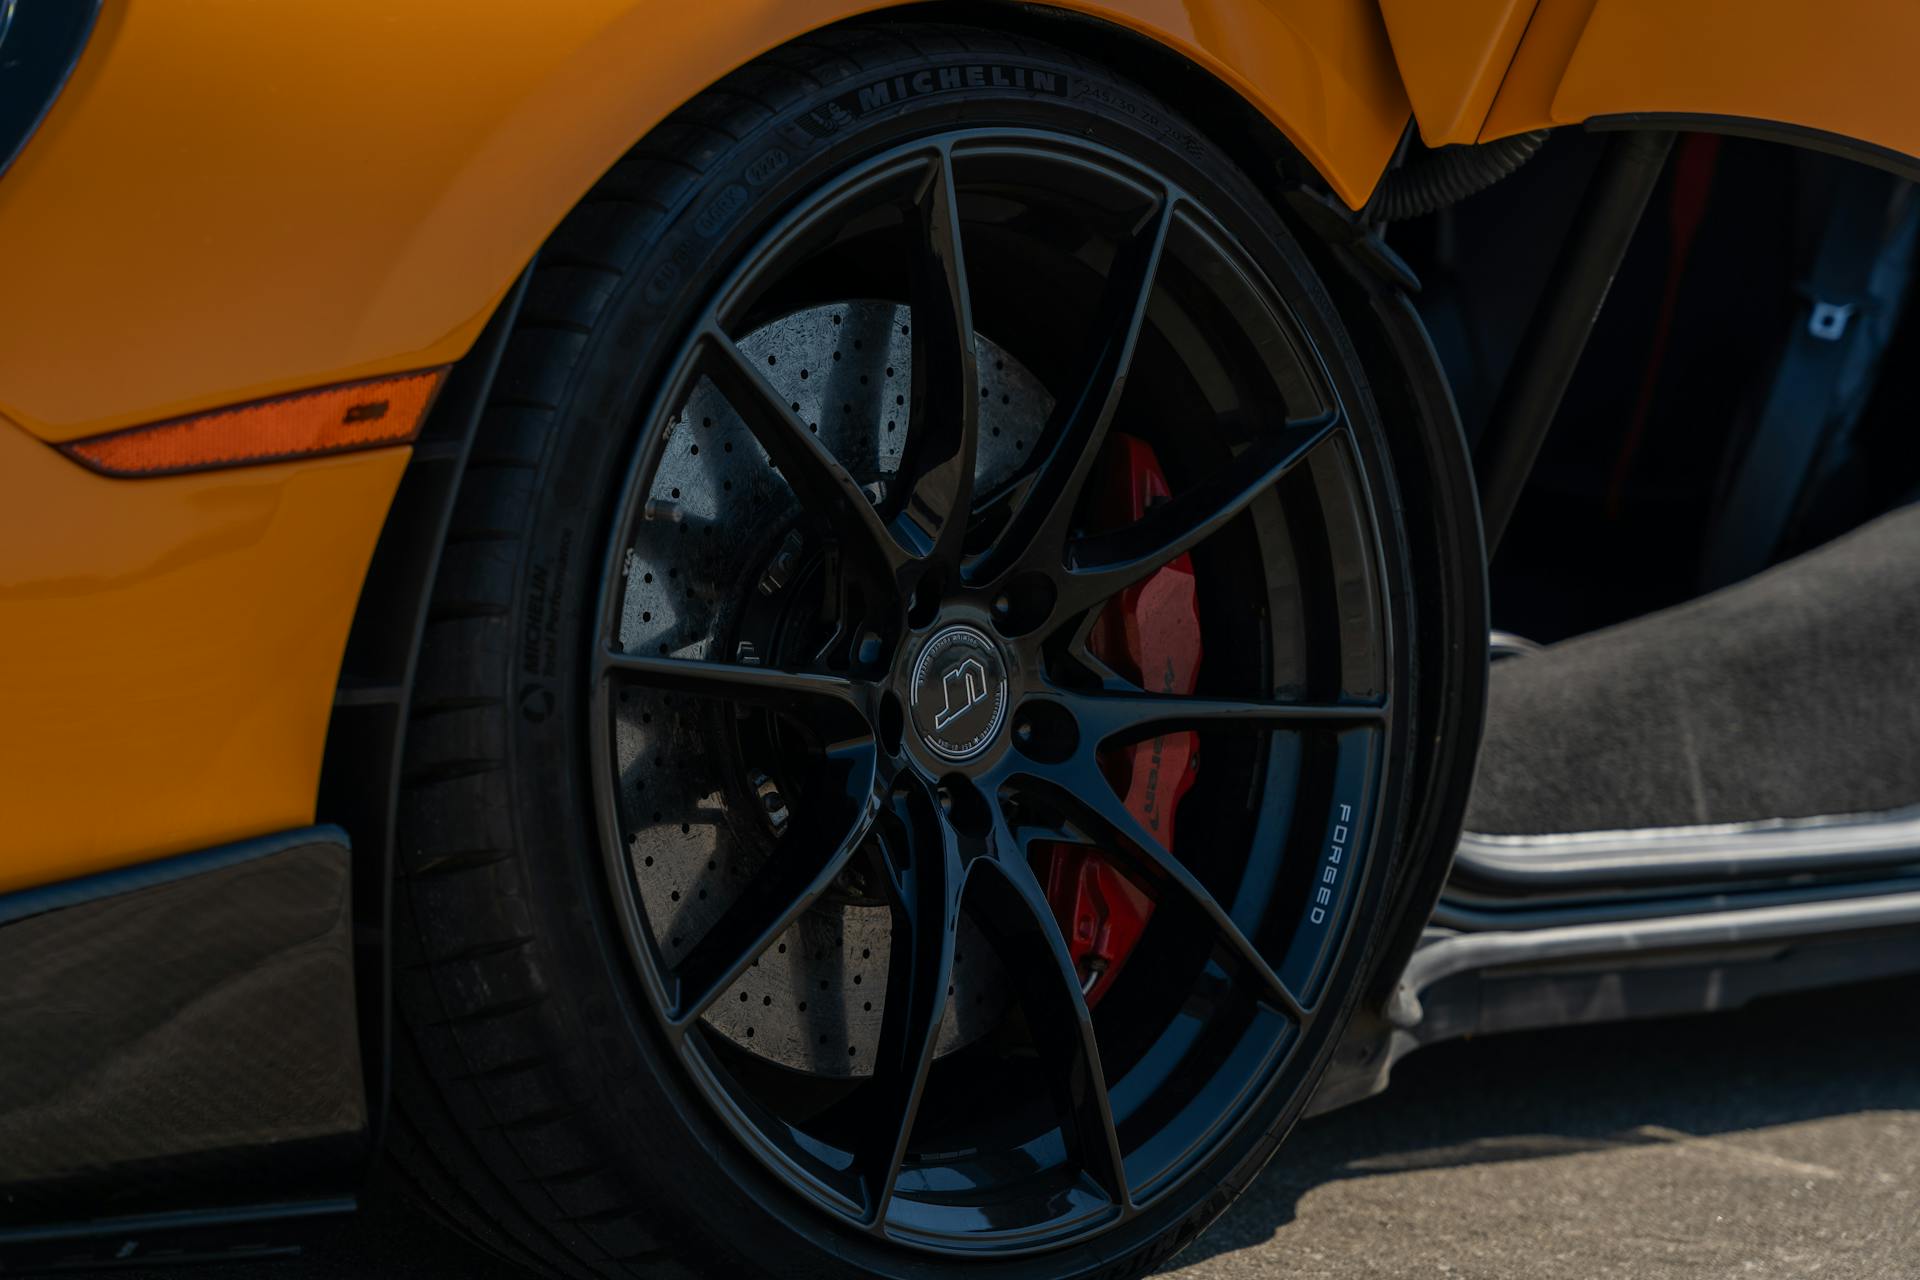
[{"xmin": 613, "ymin": 301, "xmax": 1054, "ymax": 1077}]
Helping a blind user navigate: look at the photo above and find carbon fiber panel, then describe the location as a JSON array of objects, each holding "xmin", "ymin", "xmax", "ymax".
[{"xmin": 0, "ymin": 827, "xmax": 367, "ymax": 1226}]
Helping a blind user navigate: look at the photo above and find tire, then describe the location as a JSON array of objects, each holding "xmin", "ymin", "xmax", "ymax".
[{"xmin": 387, "ymin": 22, "xmax": 1477, "ymax": 1280}]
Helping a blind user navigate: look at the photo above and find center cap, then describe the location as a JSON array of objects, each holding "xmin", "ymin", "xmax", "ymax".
[{"xmin": 908, "ymin": 624, "xmax": 1010, "ymax": 762}]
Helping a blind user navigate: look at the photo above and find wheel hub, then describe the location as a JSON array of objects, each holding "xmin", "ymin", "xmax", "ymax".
[{"xmin": 907, "ymin": 623, "xmax": 1010, "ymax": 761}]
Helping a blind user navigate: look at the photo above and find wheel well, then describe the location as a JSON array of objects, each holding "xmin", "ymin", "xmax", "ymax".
[{"xmin": 316, "ymin": 2, "xmax": 1379, "ymax": 1155}]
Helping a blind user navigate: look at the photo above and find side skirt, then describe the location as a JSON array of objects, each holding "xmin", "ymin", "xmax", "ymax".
[
  {"xmin": 1447, "ymin": 806, "xmax": 1920, "ymax": 904},
  {"xmin": 0, "ymin": 827, "xmax": 365, "ymax": 1261},
  {"xmin": 1314, "ymin": 860, "xmax": 1920, "ymax": 1115}
]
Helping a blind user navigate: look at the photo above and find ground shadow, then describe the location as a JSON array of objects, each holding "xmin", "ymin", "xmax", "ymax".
[
  {"xmin": 67, "ymin": 977, "xmax": 1919, "ymax": 1279},
  {"xmin": 1163, "ymin": 975, "xmax": 1920, "ymax": 1270}
]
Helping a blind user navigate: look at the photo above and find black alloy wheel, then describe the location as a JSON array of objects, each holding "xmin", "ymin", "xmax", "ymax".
[
  {"xmin": 389, "ymin": 25, "xmax": 1481, "ymax": 1280},
  {"xmin": 592, "ymin": 133, "xmax": 1395, "ymax": 1251}
]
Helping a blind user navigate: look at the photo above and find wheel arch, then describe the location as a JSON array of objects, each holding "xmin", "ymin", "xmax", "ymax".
[
  {"xmin": 318, "ymin": 266, "xmax": 535, "ymax": 1158},
  {"xmin": 1479, "ymin": 0, "xmax": 1920, "ymax": 166},
  {"xmin": 0, "ymin": 0, "xmax": 1409, "ymax": 444},
  {"xmin": 314, "ymin": 0, "xmax": 1434, "ymax": 1163},
  {"xmin": 912, "ymin": 3, "xmax": 1389, "ymax": 209}
]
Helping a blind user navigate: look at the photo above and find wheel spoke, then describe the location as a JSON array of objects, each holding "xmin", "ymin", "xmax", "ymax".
[
  {"xmin": 863, "ymin": 778, "xmax": 963, "ymax": 1225},
  {"xmin": 973, "ymin": 197, "xmax": 1175, "ymax": 583},
  {"xmin": 1058, "ymin": 410, "xmax": 1341, "ymax": 616},
  {"xmin": 587, "ymin": 127, "xmax": 1403, "ymax": 1254},
  {"xmin": 969, "ymin": 852, "xmax": 1129, "ymax": 1207},
  {"xmin": 1052, "ymin": 687, "xmax": 1388, "ymax": 747},
  {"xmin": 698, "ymin": 325, "xmax": 914, "ymax": 578},
  {"xmin": 666, "ymin": 745, "xmax": 883, "ymax": 1028},
  {"xmin": 894, "ymin": 147, "xmax": 980, "ymax": 565},
  {"xmin": 599, "ymin": 645, "xmax": 868, "ymax": 717},
  {"xmin": 1009, "ymin": 770, "xmax": 1305, "ymax": 1021}
]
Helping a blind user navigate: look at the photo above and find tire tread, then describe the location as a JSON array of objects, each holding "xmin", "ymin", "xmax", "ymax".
[{"xmin": 384, "ymin": 22, "xmax": 1374, "ymax": 1280}]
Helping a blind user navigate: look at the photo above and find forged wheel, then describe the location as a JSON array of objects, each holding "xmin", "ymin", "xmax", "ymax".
[
  {"xmin": 389, "ymin": 24, "xmax": 1478, "ymax": 1280},
  {"xmin": 597, "ymin": 137, "xmax": 1396, "ymax": 1249}
]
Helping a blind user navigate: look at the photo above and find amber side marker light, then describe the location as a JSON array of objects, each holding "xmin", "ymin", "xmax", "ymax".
[{"xmin": 60, "ymin": 368, "xmax": 449, "ymax": 477}]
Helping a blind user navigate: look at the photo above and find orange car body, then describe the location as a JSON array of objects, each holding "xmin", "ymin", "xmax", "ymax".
[{"xmin": 3, "ymin": 0, "xmax": 1917, "ymax": 894}]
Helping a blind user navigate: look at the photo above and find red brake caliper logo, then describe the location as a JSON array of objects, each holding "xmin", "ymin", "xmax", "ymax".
[{"xmin": 1042, "ymin": 434, "xmax": 1202, "ymax": 1006}]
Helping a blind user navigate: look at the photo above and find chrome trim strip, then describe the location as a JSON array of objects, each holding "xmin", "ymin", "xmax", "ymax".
[
  {"xmin": 1451, "ymin": 806, "xmax": 1920, "ymax": 891},
  {"xmin": 1394, "ymin": 888, "xmax": 1920, "ymax": 1028}
]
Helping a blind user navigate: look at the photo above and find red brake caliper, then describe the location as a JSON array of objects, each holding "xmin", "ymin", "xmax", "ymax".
[{"xmin": 1042, "ymin": 434, "xmax": 1202, "ymax": 1006}]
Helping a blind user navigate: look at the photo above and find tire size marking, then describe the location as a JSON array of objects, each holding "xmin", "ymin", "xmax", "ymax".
[
  {"xmin": 694, "ymin": 184, "xmax": 748, "ymax": 238},
  {"xmin": 743, "ymin": 148, "xmax": 788, "ymax": 187},
  {"xmin": 522, "ymin": 525, "xmax": 574, "ymax": 680},
  {"xmin": 1070, "ymin": 79, "xmax": 1204, "ymax": 158}
]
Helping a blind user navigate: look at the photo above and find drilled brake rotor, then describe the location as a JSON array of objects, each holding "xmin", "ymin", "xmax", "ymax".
[{"xmin": 614, "ymin": 301, "xmax": 1054, "ymax": 1077}]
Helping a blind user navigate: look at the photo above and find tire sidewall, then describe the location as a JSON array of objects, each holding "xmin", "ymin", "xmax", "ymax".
[{"xmin": 490, "ymin": 32, "xmax": 1419, "ymax": 1280}]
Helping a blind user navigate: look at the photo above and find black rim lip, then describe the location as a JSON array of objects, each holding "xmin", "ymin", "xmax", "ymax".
[{"xmin": 582, "ymin": 125, "xmax": 1404, "ymax": 1259}]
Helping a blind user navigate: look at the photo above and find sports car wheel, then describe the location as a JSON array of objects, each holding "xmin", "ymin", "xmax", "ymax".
[{"xmin": 388, "ymin": 24, "xmax": 1476, "ymax": 1280}]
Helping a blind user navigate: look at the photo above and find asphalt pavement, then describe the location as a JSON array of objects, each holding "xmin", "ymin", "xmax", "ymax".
[{"xmin": 75, "ymin": 978, "xmax": 1920, "ymax": 1280}]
